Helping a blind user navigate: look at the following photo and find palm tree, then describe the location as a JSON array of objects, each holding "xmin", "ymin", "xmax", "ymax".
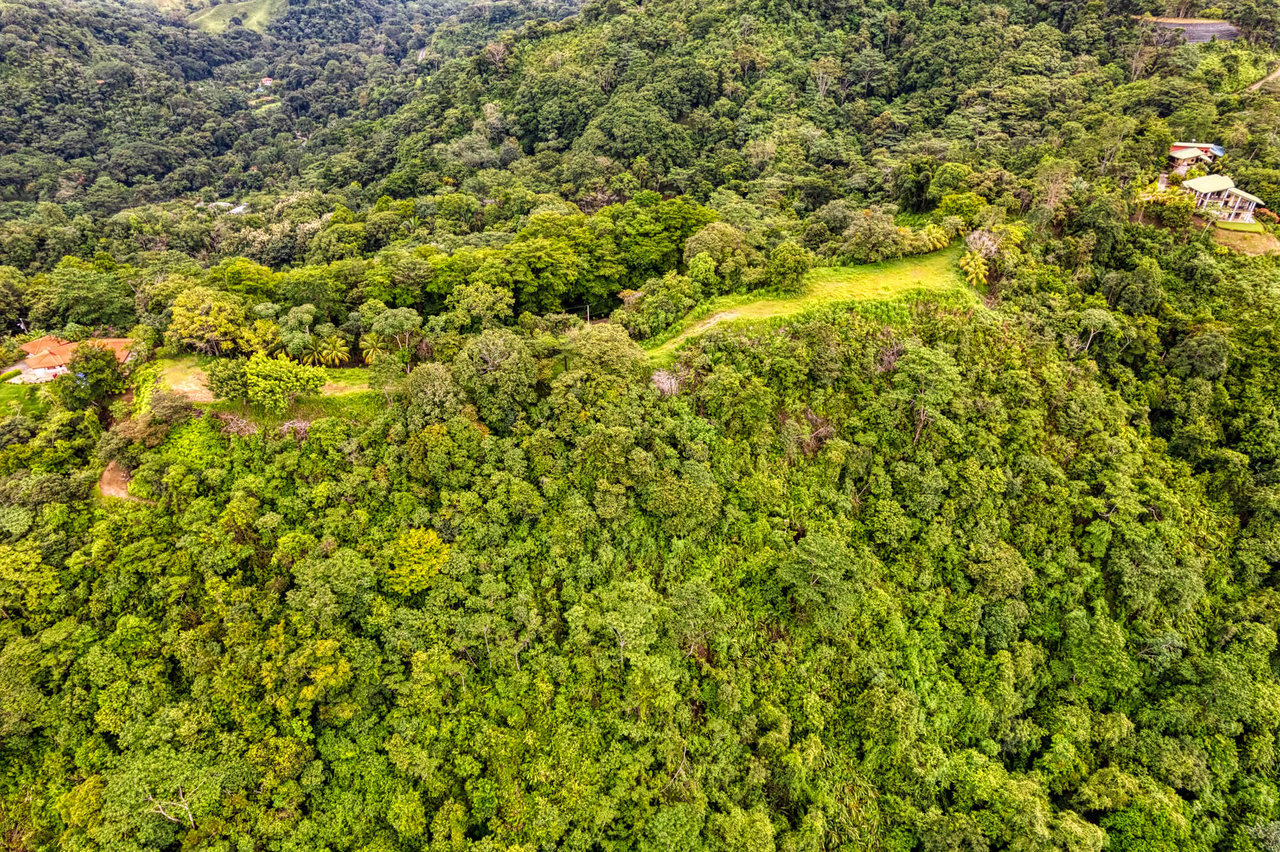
[
  {"xmin": 319, "ymin": 335, "xmax": 348, "ymax": 367},
  {"xmin": 361, "ymin": 332, "xmax": 388, "ymax": 364},
  {"xmin": 300, "ymin": 335, "xmax": 325, "ymax": 366}
]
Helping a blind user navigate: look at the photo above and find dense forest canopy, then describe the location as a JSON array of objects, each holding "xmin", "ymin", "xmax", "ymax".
[{"xmin": 2, "ymin": 0, "xmax": 1280, "ymax": 849}]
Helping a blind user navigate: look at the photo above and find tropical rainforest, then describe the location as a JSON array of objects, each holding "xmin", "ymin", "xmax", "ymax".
[{"xmin": 3, "ymin": 0, "xmax": 1280, "ymax": 848}]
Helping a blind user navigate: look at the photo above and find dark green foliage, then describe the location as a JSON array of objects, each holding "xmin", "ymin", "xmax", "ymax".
[{"xmin": 3, "ymin": 0, "xmax": 1280, "ymax": 848}]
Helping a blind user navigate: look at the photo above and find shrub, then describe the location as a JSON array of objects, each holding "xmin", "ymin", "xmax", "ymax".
[{"xmin": 243, "ymin": 354, "xmax": 326, "ymax": 414}]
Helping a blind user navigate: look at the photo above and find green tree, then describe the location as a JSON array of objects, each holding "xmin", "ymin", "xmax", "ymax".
[
  {"xmin": 243, "ymin": 353, "xmax": 325, "ymax": 414},
  {"xmin": 50, "ymin": 341, "xmax": 125, "ymax": 410},
  {"xmin": 386, "ymin": 528, "xmax": 450, "ymax": 596},
  {"xmin": 206, "ymin": 358, "xmax": 248, "ymax": 404},
  {"xmin": 453, "ymin": 328, "xmax": 536, "ymax": 429},
  {"xmin": 166, "ymin": 287, "xmax": 246, "ymax": 355},
  {"xmin": 765, "ymin": 241, "xmax": 812, "ymax": 294}
]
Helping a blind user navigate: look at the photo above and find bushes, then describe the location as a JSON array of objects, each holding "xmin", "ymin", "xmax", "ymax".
[
  {"xmin": 209, "ymin": 354, "xmax": 326, "ymax": 414},
  {"xmin": 243, "ymin": 354, "xmax": 326, "ymax": 414},
  {"xmin": 830, "ymin": 206, "xmax": 954, "ymax": 264},
  {"xmin": 612, "ymin": 270, "xmax": 703, "ymax": 340},
  {"xmin": 765, "ymin": 241, "xmax": 812, "ymax": 294},
  {"xmin": 1148, "ymin": 193, "xmax": 1196, "ymax": 229}
]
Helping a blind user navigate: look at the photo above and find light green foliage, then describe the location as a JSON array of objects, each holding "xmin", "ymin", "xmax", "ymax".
[
  {"xmin": 243, "ymin": 353, "xmax": 325, "ymax": 413},
  {"xmin": 370, "ymin": 307, "xmax": 423, "ymax": 351},
  {"xmin": 649, "ymin": 247, "xmax": 969, "ymax": 360},
  {"xmin": 405, "ymin": 362, "xmax": 464, "ymax": 428},
  {"xmin": 206, "ymin": 357, "xmax": 248, "ymax": 403},
  {"xmin": 0, "ymin": 543, "xmax": 57, "ymax": 617},
  {"xmin": 612, "ymin": 270, "xmax": 703, "ymax": 340},
  {"xmin": 385, "ymin": 528, "xmax": 449, "ymax": 596},
  {"xmin": 765, "ymin": 241, "xmax": 813, "ymax": 294},
  {"xmin": 570, "ymin": 323, "xmax": 646, "ymax": 379},
  {"xmin": 166, "ymin": 286, "xmax": 247, "ymax": 354},
  {"xmin": 3, "ymin": 0, "xmax": 1280, "ymax": 848},
  {"xmin": 368, "ymin": 353, "xmax": 406, "ymax": 402},
  {"xmin": 936, "ymin": 192, "xmax": 988, "ymax": 227},
  {"xmin": 188, "ymin": 0, "xmax": 285, "ymax": 33},
  {"xmin": 683, "ymin": 222, "xmax": 760, "ymax": 293}
]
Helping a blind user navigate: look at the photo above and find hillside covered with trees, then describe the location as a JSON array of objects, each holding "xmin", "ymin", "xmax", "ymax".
[{"xmin": 2, "ymin": 0, "xmax": 1280, "ymax": 849}]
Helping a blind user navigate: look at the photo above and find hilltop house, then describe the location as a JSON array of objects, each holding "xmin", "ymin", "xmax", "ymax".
[
  {"xmin": 10, "ymin": 336, "xmax": 134, "ymax": 383},
  {"xmin": 1181, "ymin": 174, "xmax": 1263, "ymax": 223},
  {"xmin": 1169, "ymin": 141, "xmax": 1225, "ymax": 175}
]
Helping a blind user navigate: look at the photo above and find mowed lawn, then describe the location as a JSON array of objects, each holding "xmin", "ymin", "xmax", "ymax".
[
  {"xmin": 189, "ymin": 0, "xmax": 285, "ymax": 33},
  {"xmin": 646, "ymin": 246, "xmax": 970, "ymax": 361}
]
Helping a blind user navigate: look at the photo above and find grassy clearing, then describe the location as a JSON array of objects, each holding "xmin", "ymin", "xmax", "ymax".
[
  {"xmin": 1215, "ymin": 220, "xmax": 1267, "ymax": 233},
  {"xmin": 0, "ymin": 382, "xmax": 46, "ymax": 417},
  {"xmin": 156, "ymin": 354, "xmax": 215, "ymax": 402},
  {"xmin": 645, "ymin": 247, "xmax": 970, "ymax": 362},
  {"xmin": 188, "ymin": 0, "xmax": 284, "ymax": 33},
  {"xmin": 1211, "ymin": 226, "xmax": 1280, "ymax": 256},
  {"xmin": 320, "ymin": 366, "xmax": 371, "ymax": 395},
  {"xmin": 155, "ymin": 356, "xmax": 373, "ymax": 400},
  {"xmin": 132, "ymin": 0, "xmax": 196, "ymax": 11},
  {"xmin": 207, "ymin": 391, "xmax": 386, "ymax": 426}
]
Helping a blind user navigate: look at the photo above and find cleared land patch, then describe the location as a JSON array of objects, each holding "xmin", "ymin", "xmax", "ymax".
[
  {"xmin": 188, "ymin": 0, "xmax": 284, "ymax": 33},
  {"xmin": 160, "ymin": 356, "xmax": 214, "ymax": 402},
  {"xmin": 1138, "ymin": 16, "xmax": 1241, "ymax": 43},
  {"xmin": 646, "ymin": 246, "xmax": 969, "ymax": 361},
  {"xmin": 157, "ymin": 355, "xmax": 371, "ymax": 402},
  {"xmin": 97, "ymin": 460, "xmax": 149, "ymax": 503},
  {"xmin": 1211, "ymin": 226, "xmax": 1280, "ymax": 256}
]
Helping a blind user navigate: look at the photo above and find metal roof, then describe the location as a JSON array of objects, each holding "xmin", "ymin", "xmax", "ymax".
[
  {"xmin": 1182, "ymin": 174, "xmax": 1236, "ymax": 193},
  {"xmin": 1227, "ymin": 186, "xmax": 1264, "ymax": 205}
]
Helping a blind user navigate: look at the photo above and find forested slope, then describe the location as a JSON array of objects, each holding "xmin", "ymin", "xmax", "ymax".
[{"xmin": 2, "ymin": 0, "xmax": 1280, "ymax": 849}]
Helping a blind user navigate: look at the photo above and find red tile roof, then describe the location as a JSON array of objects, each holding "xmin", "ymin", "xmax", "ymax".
[
  {"xmin": 18, "ymin": 335, "xmax": 65, "ymax": 355},
  {"xmin": 20, "ymin": 337, "xmax": 133, "ymax": 369}
]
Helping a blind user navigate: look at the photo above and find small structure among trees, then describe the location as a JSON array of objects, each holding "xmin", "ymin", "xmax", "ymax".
[{"xmin": 1168, "ymin": 141, "xmax": 1223, "ymax": 175}]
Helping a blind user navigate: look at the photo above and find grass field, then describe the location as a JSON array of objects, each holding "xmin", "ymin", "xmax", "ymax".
[
  {"xmin": 1210, "ymin": 223, "xmax": 1280, "ymax": 256},
  {"xmin": 158, "ymin": 355, "xmax": 214, "ymax": 402},
  {"xmin": 188, "ymin": 0, "xmax": 285, "ymax": 33},
  {"xmin": 131, "ymin": 0, "xmax": 197, "ymax": 11},
  {"xmin": 645, "ymin": 246, "xmax": 970, "ymax": 361},
  {"xmin": 0, "ymin": 381, "xmax": 46, "ymax": 418},
  {"xmin": 206, "ymin": 391, "xmax": 385, "ymax": 426},
  {"xmin": 320, "ymin": 366, "xmax": 371, "ymax": 395},
  {"xmin": 1215, "ymin": 220, "xmax": 1267, "ymax": 233}
]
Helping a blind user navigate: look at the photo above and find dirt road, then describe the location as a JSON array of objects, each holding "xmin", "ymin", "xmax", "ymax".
[{"xmin": 1248, "ymin": 66, "xmax": 1280, "ymax": 92}]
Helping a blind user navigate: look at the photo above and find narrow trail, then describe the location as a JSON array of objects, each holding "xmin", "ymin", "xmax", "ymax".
[
  {"xmin": 1248, "ymin": 65, "xmax": 1280, "ymax": 92},
  {"xmin": 99, "ymin": 460, "xmax": 146, "ymax": 502}
]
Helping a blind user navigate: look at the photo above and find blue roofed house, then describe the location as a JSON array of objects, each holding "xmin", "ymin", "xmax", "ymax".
[{"xmin": 1168, "ymin": 141, "xmax": 1225, "ymax": 175}]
